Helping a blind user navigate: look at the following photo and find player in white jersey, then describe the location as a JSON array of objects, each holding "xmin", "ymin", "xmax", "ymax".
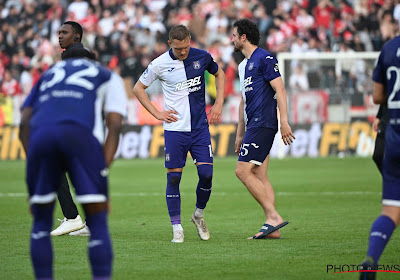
[
  {"xmin": 133, "ymin": 25, "xmax": 225, "ymax": 243},
  {"xmin": 231, "ymin": 19, "xmax": 295, "ymax": 239}
]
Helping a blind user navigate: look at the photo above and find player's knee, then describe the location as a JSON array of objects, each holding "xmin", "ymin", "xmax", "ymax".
[
  {"xmin": 235, "ymin": 166, "xmax": 245, "ymax": 181},
  {"xmin": 167, "ymin": 172, "xmax": 182, "ymax": 187},
  {"xmin": 197, "ymin": 164, "xmax": 213, "ymax": 186}
]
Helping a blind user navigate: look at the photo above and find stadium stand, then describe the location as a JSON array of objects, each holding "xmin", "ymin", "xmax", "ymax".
[{"xmin": 0, "ymin": 0, "xmax": 399, "ymax": 126}]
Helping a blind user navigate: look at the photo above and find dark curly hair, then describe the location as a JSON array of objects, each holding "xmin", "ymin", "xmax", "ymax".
[{"xmin": 233, "ymin": 19, "xmax": 260, "ymax": 46}]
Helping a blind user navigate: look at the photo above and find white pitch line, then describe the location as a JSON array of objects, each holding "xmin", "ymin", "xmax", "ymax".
[{"xmin": 0, "ymin": 191, "xmax": 381, "ymax": 198}]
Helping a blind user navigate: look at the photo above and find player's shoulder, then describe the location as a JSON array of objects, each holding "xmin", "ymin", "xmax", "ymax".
[
  {"xmin": 189, "ymin": 47, "xmax": 209, "ymax": 56},
  {"xmin": 382, "ymin": 35, "xmax": 400, "ymax": 52},
  {"xmin": 254, "ymin": 48, "xmax": 277, "ymax": 63},
  {"xmin": 149, "ymin": 51, "xmax": 173, "ymax": 68}
]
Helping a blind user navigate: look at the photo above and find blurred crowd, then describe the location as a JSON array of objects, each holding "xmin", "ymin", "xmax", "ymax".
[{"xmin": 0, "ymin": 0, "xmax": 400, "ymax": 125}]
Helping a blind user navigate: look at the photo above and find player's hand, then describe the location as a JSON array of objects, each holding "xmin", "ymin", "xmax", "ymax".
[
  {"xmin": 207, "ymin": 102, "xmax": 222, "ymax": 124},
  {"xmin": 234, "ymin": 136, "xmax": 243, "ymax": 155},
  {"xmin": 156, "ymin": 110, "xmax": 178, "ymax": 123},
  {"xmin": 372, "ymin": 118, "xmax": 380, "ymax": 132},
  {"xmin": 280, "ymin": 122, "xmax": 295, "ymax": 145}
]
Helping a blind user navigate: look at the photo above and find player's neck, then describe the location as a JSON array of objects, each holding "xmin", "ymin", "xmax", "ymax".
[{"xmin": 242, "ymin": 44, "xmax": 258, "ymax": 59}]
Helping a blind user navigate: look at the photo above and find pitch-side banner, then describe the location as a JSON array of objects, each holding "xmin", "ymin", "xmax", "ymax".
[{"xmin": 0, "ymin": 122, "xmax": 377, "ymax": 160}]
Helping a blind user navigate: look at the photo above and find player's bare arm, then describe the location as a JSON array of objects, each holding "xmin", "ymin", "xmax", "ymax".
[
  {"xmin": 207, "ymin": 68, "xmax": 225, "ymax": 124},
  {"xmin": 133, "ymin": 80, "xmax": 178, "ymax": 123},
  {"xmin": 270, "ymin": 76, "xmax": 295, "ymax": 145},
  {"xmin": 19, "ymin": 107, "xmax": 32, "ymax": 153},
  {"xmin": 235, "ymin": 97, "xmax": 245, "ymax": 155},
  {"xmin": 372, "ymin": 82, "xmax": 386, "ymax": 104},
  {"xmin": 103, "ymin": 112, "xmax": 124, "ymax": 167}
]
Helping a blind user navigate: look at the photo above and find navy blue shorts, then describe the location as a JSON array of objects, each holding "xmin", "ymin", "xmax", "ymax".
[
  {"xmin": 382, "ymin": 129, "xmax": 400, "ymax": 206},
  {"xmin": 26, "ymin": 124, "xmax": 108, "ymax": 204},
  {"xmin": 238, "ymin": 127, "xmax": 277, "ymax": 166},
  {"xmin": 164, "ymin": 128, "xmax": 213, "ymax": 168}
]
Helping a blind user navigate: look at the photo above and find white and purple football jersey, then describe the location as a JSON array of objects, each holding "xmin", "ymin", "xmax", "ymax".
[
  {"xmin": 22, "ymin": 58, "xmax": 127, "ymax": 144},
  {"xmin": 238, "ymin": 47, "xmax": 281, "ymax": 131},
  {"xmin": 139, "ymin": 48, "xmax": 219, "ymax": 132}
]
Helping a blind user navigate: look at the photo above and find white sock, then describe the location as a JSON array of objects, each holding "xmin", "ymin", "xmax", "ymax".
[
  {"xmin": 194, "ymin": 208, "xmax": 204, "ymax": 218},
  {"xmin": 172, "ymin": 224, "xmax": 183, "ymax": 231}
]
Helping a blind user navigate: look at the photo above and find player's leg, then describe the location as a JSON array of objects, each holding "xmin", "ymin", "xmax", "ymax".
[
  {"xmin": 252, "ymin": 155, "xmax": 275, "ymax": 207},
  {"xmin": 30, "ymin": 202, "xmax": 56, "ymax": 279},
  {"xmin": 164, "ymin": 131, "xmax": 190, "ymax": 242},
  {"xmin": 190, "ymin": 128, "xmax": 213, "ymax": 240},
  {"xmin": 51, "ymin": 173, "xmax": 85, "ymax": 236},
  {"xmin": 26, "ymin": 127, "xmax": 61, "ymax": 279},
  {"xmin": 63, "ymin": 124, "xmax": 113, "ymax": 278},
  {"xmin": 82, "ymin": 202, "xmax": 112, "ymax": 280},
  {"xmin": 361, "ymin": 150, "xmax": 400, "ymax": 279},
  {"xmin": 235, "ymin": 127, "xmax": 284, "ymax": 238},
  {"xmin": 372, "ymin": 131, "xmax": 384, "ymax": 174},
  {"xmin": 57, "ymin": 174, "xmax": 79, "ymax": 219}
]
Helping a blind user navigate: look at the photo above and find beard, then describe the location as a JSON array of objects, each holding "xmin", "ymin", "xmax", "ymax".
[{"xmin": 233, "ymin": 45, "xmax": 241, "ymax": 52}]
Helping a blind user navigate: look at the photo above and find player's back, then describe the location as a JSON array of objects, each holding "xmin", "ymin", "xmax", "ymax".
[
  {"xmin": 24, "ymin": 58, "xmax": 113, "ymax": 136},
  {"xmin": 376, "ymin": 36, "xmax": 400, "ymax": 136}
]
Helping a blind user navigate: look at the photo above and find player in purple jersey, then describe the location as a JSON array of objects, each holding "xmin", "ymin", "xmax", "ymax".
[
  {"xmin": 133, "ymin": 25, "xmax": 225, "ymax": 243},
  {"xmin": 359, "ymin": 36, "xmax": 400, "ymax": 280},
  {"xmin": 19, "ymin": 48, "xmax": 127, "ymax": 280},
  {"xmin": 231, "ymin": 19, "xmax": 295, "ymax": 239}
]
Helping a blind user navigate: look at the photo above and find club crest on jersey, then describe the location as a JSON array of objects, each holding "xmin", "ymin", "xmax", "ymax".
[
  {"xmin": 248, "ymin": 62, "xmax": 254, "ymax": 70},
  {"xmin": 193, "ymin": 61, "xmax": 201, "ymax": 69}
]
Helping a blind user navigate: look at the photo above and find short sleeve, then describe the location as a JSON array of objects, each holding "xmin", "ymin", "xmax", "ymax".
[
  {"xmin": 104, "ymin": 72, "xmax": 128, "ymax": 117},
  {"xmin": 261, "ymin": 56, "xmax": 281, "ymax": 82},
  {"xmin": 139, "ymin": 61, "xmax": 159, "ymax": 87}
]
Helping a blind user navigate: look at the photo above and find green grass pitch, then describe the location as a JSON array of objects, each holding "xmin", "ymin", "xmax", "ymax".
[{"xmin": 0, "ymin": 157, "xmax": 399, "ymax": 279}]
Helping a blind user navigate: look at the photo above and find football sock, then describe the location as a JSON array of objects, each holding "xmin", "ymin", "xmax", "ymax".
[
  {"xmin": 366, "ymin": 215, "xmax": 395, "ymax": 264},
  {"xmin": 86, "ymin": 210, "xmax": 113, "ymax": 279},
  {"xmin": 166, "ymin": 172, "xmax": 182, "ymax": 225},
  {"xmin": 30, "ymin": 203, "xmax": 54, "ymax": 280},
  {"xmin": 172, "ymin": 224, "xmax": 183, "ymax": 231},
  {"xmin": 196, "ymin": 164, "xmax": 213, "ymax": 209},
  {"xmin": 194, "ymin": 208, "xmax": 204, "ymax": 218}
]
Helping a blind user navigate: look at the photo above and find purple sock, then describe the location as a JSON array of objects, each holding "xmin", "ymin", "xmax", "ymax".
[
  {"xmin": 366, "ymin": 215, "xmax": 395, "ymax": 264},
  {"xmin": 86, "ymin": 210, "xmax": 113, "ymax": 279},
  {"xmin": 196, "ymin": 165, "xmax": 213, "ymax": 209},
  {"xmin": 30, "ymin": 204, "xmax": 54, "ymax": 280},
  {"xmin": 166, "ymin": 172, "xmax": 182, "ymax": 224}
]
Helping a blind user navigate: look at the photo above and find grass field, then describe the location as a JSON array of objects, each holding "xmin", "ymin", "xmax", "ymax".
[{"xmin": 1, "ymin": 157, "xmax": 399, "ymax": 280}]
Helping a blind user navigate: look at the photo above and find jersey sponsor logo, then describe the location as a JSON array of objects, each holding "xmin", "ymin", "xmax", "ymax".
[
  {"xmin": 248, "ymin": 62, "xmax": 254, "ymax": 70},
  {"xmin": 244, "ymin": 87, "xmax": 253, "ymax": 93},
  {"xmin": 274, "ymin": 63, "xmax": 279, "ymax": 72},
  {"xmin": 165, "ymin": 154, "xmax": 170, "ymax": 161},
  {"xmin": 243, "ymin": 76, "xmax": 253, "ymax": 88},
  {"xmin": 193, "ymin": 61, "xmax": 201, "ymax": 69},
  {"xmin": 175, "ymin": 76, "xmax": 201, "ymax": 91}
]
